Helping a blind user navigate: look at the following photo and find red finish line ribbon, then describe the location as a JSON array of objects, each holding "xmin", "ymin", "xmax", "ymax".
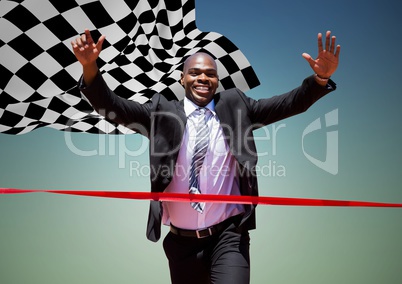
[{"xmin": 1, "ymin": 188, "xmax": 402, "ymax": 207}]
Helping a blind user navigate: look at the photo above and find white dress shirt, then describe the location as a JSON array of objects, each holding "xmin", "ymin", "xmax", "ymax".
[{"xmin": 162, "ymin": 97, "xmax": 245, "ymax": 230}]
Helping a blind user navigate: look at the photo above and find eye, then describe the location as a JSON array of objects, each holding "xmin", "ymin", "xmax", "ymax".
[{"xmin": 188, "ymin": 71, "xmax": 199, "ymax": 76}]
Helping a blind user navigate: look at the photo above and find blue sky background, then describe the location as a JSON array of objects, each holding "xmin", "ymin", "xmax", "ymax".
[{"xmin": 1, "ymin": 0, "xmax": 402, "ymax": 283}]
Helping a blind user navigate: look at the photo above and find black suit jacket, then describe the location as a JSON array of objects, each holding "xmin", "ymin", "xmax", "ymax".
[{"xmin": 81, "ymin": 73, "xmax": 336, "ymax": 242}]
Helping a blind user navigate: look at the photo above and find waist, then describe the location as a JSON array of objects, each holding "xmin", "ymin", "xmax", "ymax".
[
  {"xmin": 162, "ymin": 196, "xmax": 245, "ymax": 229},
  {"xmin": 170, "ymin": 214, "xmax": 243, "ymax": 239}
]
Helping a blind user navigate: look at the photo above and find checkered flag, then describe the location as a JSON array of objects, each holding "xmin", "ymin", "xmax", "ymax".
[{"xmin": 0, "ymin": 0, "xmax": 260, "ymax": 135}]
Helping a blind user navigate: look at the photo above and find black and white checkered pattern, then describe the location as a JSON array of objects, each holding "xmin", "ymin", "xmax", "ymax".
[{"xmin": 0, "ymin": 0, "xmax": 260, "ymax": 134}]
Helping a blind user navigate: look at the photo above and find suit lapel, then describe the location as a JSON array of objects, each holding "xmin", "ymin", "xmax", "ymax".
[
  {"xmin": 174, "ymin": 99, "xmax": 187, "ymax": 146},
  {"xmin": 214, "ymin": 93, "xmax": 234, "ymax": 154}
]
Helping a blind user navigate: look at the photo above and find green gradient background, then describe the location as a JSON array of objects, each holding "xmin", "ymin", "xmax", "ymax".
[{"xmin": 1, "ymin": 0, "xmax": 401, "ymax": 283}]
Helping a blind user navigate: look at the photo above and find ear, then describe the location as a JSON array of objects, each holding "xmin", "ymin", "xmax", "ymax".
[{"xmin": 180, "ymin": 72, "xmax": 184, "ymax": 86}]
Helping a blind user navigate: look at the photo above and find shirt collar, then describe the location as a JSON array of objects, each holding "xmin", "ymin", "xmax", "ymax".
[{"xmin": 183, "ymin": 96, "xmax": 216, "ymax": 117}]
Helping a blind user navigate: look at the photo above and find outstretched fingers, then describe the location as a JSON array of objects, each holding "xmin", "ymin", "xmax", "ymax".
[
  {"xmin": 302, "ymin": 52, "xmax": 315, "ymax": 66},
  {"xmin": 71, "ymin": 29, "xmax": 105, "ymax": 53},
  {"xmin": 318, "ymin": 32, "xmax": 323, "ymax": 53},
  {"xmin": 330, "ymin": 34, "xmax": 336, "ymax": 53},
  {"xmin": 321, "ymin": 30, "xmax": 341, "ymax": 57},
  {"xmin": 84, "ymin": 29, "xmax": 93, "ymax": 46},
  {"xmin": 325, "ymin": 31, "xmax": 330, "ymax": 52},
  {"xmin": 96, "ymin": 34, "xmax": 106, "ymax": 52},
  {"xmin": 334, "ymin": 44, "xmax": 341, "ymax": 58}
]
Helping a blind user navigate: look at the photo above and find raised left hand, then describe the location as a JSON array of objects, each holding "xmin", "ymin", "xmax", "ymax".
[{"xmin": 302, "ymin": 31, "xmax": 341, "ymax": 79}]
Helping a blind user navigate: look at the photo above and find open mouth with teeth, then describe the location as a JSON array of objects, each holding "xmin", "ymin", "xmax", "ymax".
[{"xmin": 194, "ymin": 85, "xmax": 211, "ymax": 94}]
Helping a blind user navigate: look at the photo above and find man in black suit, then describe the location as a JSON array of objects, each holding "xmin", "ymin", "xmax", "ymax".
[{"xmin": 72, "ymin": 29, "xmax": 340, "ymax": 284}]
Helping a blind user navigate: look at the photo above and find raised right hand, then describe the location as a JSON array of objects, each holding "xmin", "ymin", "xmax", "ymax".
[
  {"xmin": 71, "ymin": 29, "xmax": 106, "ymax": 67},
  {"xmin": 71, "ymin": 29, "xmax": 106, "ymax": 86}
]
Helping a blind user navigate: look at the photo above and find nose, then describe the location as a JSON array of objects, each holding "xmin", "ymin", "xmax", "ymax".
[{"xmin": 197, "ymin": 72, "xmax": 208, "ymax": 82}]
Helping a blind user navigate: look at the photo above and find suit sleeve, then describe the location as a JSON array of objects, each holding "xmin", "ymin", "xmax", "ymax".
[
  {"xmin": 79, "ymin": 72, "xmax": 155, "ymax": 136},
  {"xmin": 245, "ymin": 75, "xmax": 336, "ymax": 127}
]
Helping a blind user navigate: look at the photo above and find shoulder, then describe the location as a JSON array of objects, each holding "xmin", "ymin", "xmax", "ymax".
[
  {"xmin": 215, "ymin": 88, "xmax": 255, "ymax": 109},
  {"xmin": 219, "ymin": 87, "xmax": 244, "ymax": 96},
  {"xmin": 215, "ymin": 88, "xmax": 249, "ymax": 102},
  {"xmin": 149, "ymin": 93, "xmax": 184, "ymax": 112}
]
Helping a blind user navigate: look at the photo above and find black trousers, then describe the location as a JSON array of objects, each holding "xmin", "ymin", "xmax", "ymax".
[{"xmin": 163, "ymin": 217, "xmax": 250, "ymax": 284}]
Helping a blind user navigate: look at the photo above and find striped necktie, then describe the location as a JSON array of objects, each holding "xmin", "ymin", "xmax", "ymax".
[{"xmin": 189, "ymin": 108, "xmax": 211, "ymax": 213}]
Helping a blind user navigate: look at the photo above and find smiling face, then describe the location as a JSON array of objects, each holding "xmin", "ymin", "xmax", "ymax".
[{"xmin": 180, "ymin": 52, "xmax": 219, "ymax": 107}]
